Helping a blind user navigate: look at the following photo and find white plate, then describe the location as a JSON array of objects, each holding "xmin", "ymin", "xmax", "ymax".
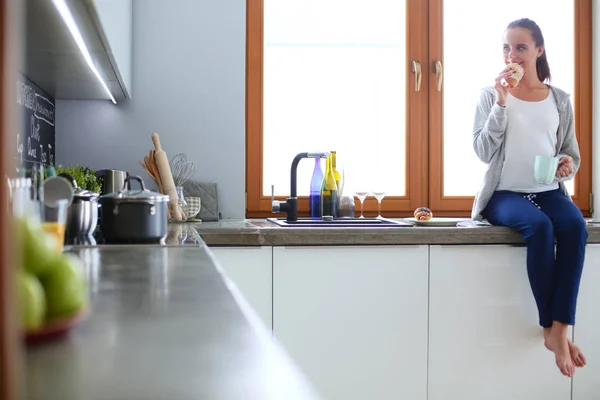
[{"xmin": 404, "ymin": 217, "xmax": 469, "ymax": 227}]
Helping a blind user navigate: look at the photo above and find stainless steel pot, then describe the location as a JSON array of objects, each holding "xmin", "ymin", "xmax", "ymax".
[
  {"xmin": 99, "ymin": 175, "xmax": 169, "ymax": 242},
  {"xmin": 96, "ymin": 169, "xmax": 129, "ymax": 195},
  {"xmin": 58, "ymin": 173, "xmax": 99, "ymax": 238}
]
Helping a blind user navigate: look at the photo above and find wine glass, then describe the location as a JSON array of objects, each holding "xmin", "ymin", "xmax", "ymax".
[
  {"xmin": 371, "ymin": 191, "xmax": 386, "ymax": 218},
  {"xmin": 354, "ymin": 191, "xmax": 370, "ymax": 218}
]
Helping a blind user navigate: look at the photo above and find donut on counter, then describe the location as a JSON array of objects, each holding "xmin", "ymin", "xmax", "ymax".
[{"xmin": 414, "ymin": 207, "xmax": 433, "ymax": 221}]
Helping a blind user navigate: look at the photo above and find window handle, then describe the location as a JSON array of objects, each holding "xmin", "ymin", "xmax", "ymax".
[
  {"xmin": 434, "ymin": 60, "xmax": 443, "ymax": 92},
  {"xmin": 411, "ymin": 60, "xmax": 422, "ymax": 92}
]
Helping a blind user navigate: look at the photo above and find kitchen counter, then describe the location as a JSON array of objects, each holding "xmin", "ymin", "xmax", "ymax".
[
  {"xmin": 25, "ymin": 237, "xmax": 321, "ymax": 399},
  {"xmin": 194, "ymin": 219, "xmax": 600, "ymax": 246},
  {"xmin": 64, "ymin": 222, "xmax": 206, "ymax": 248}
]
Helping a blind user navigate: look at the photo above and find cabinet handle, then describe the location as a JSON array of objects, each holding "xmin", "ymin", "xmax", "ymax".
[
  {"xmin": 411, "ymin": 60, "xmax": 422, "ymax": 92},
  {"xmin": 434, "ymin": 61, "xmax": 443, "ymax": 92}
]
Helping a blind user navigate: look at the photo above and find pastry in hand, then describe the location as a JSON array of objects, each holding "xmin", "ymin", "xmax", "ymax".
[
  {"xmin": 414, "ymin": 207, "xmax": 433, "ymax": 221},
  {"xmin": 505, "ymin": 63, "xmax": 524, "ymax": 88}
]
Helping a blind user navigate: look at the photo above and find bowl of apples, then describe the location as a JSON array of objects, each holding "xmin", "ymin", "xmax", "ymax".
[{"xmin": 16, "ymin": 216, "xmax": 89, "ymax": 344}]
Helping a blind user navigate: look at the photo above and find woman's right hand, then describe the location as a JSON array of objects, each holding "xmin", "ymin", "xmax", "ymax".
[{"xmin": 494, "ymin": 67, "xmax": 512, "ymax": 106}]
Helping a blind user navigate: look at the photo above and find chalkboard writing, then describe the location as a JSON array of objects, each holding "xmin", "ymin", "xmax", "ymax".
[{"xmin": 15, "ymin": 74, "xmax": 55, "ymax": 170}]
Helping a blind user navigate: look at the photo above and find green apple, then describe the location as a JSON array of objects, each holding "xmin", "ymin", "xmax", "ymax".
[
  {"xmin": 18, "ymin": 271, "xmax": 46, "ymax": 332},
  {"xmin": 42, "ymin": 254, "xmax": 87, "ymax": 319},
  {"xmin": 17, "ymin": 217, "xmax": 61, "ymax": 278}
]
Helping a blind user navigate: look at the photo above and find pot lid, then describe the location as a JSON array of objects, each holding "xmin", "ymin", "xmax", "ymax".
[
  {"xmin": 100, "ymin": 175, "xmax": 169, "ymax": 202},
  {"xmin": 73, "ymin": 188, "xmax": 99, "ymax": 201}
]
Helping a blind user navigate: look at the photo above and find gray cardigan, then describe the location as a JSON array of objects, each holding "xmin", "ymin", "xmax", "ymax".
[{"xmin": 471, "ymin": 85, "xmax": 581, "ymax": 221}]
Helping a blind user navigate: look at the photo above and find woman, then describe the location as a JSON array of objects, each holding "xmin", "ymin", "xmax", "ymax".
[{"xmin": 472, "ymin": 18, "xmax": 587, "ymax": 378}]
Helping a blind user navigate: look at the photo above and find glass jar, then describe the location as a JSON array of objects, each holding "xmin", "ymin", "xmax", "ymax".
[
  {"xmin": 175, "ymin": 186, "xmax": 189, "ymax": 220},
  {"xmin": 8, "ymin": 177, "xmax": 33, "ymax": 218},
  {"xmin": 337, "ymin": 193, "xmax": 356, "ymax": 218}
]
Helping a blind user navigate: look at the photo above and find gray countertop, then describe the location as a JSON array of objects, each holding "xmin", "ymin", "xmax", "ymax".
[
  {"xmin": 25, "ymin": 237, "xmax": 321, "ymax": 399},
  {"xmin": 194, "ymin": 219, "xmax": 600, "ymax": 246}
]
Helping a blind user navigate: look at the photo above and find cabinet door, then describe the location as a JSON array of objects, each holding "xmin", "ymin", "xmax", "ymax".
[
  {"xmin": 92, "ymin": 0, "xmax": 133, "ymax": 98},
  {"xmin": 209, "ymin": 246, "xmax": 272, "ymax": 330},
  {"xmin": 429, "ymin": 245, "xmax": 572, "ymax": 400},
  {"xmin": 572, "ymin": 244, "xmax": 600, "ymax": 400},
  {"xmin": 273, "ymin": 245, "xmax": 428, "ymax": 400}
]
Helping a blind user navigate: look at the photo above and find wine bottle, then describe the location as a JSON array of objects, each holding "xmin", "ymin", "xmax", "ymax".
[
  {"xmin": 320, "ymin": 155, "xmax": 338, "ymax": 217},
  {"xmin": 331, "ymin": 151, "xmax": 342, "ymax": 213},
  {"xmin": 331, "ymin": 151, "xmax": 342, "ymax": 194},
  {"xmin": 309, "ymin": 158, "xmax": 324, "ymax": 217}
]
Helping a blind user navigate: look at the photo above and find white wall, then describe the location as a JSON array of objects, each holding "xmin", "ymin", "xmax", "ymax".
[{"xmin": 55, "ymin": 0, "xmax": 246, "ymax": 219}]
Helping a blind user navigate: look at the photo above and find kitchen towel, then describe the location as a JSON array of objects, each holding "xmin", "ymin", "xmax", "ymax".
[{"xmin": 183, "ymin": 181, "xmax": 220, "ymax": 221}]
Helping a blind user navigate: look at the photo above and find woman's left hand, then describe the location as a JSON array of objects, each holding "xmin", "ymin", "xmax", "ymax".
[{"xmin": 556, "ymin": 156, "xmax": 574, "ymax": 178}]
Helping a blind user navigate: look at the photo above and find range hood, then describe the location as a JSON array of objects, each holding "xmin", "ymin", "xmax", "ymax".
[{"xmin": 23, "ymin": 0, "xmax": 131, "ymax": 102}]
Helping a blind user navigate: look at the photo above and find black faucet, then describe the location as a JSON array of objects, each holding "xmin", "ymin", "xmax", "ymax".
[{"xmin": 271, "ymin": 152, "xmax": 330, "ymax": 221}]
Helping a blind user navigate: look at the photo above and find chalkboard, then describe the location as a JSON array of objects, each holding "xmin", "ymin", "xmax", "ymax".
[{"xmin": 15, "ymin": 73, "xmax": 55, "ymax": 171}]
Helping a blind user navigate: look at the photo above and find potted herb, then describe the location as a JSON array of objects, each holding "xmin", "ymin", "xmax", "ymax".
[{"xmin": 55, "ymin": 164, "xmax": 103, "ymax": 193}]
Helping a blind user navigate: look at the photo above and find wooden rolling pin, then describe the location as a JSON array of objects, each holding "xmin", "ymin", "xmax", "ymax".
[{"xmin": 152, "ymin": 132, "xmax": 183, "ymax": 221}]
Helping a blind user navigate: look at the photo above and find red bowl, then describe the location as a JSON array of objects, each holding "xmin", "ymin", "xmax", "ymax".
[{"xmin": 24, "ymin": 307, "xmax": 89, "ymax": 345}]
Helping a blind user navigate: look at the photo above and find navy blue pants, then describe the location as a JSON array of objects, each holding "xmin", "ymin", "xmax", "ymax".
[{"xmin": 483, "ymin": 188, "xmax": 587, "ymax": 328}]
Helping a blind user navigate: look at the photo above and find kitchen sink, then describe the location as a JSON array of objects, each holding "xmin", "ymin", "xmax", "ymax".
[{"xmin": 266, "ymin": 217, "xmax": 414, "ymax": 228}]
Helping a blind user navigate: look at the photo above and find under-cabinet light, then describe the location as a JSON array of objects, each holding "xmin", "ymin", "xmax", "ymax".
[{"xmin": 51, "ymin": 0, "xmax": 117, "ymax": 104}]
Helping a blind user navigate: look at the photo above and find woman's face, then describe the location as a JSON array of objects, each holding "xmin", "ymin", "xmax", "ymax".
[{"xmin": 502, "ymin": 27, "xmax": 544, "ymax": 73}]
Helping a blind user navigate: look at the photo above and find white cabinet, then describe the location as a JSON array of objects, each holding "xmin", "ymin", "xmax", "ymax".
[
  {"xmin": 572, "ymin": 244, "xmax": 600, "ymax": 400},
  {"xmin": 92, "ymin": 0, "xmax": 133, "ymax": 98},
  {"xmin": 209, "ymin": 246, "xmax": 272, "ymax": 330},
  {"xmin": 273, "ymin": 245, "xmax": 428, "ymax": 400},
  {"xmin": 24, "ymin": 0, "xmax": 133, "ymax": 101},
  {"xmin": 429, "ymin": 245, "xmax": 572, "ymax": 400}
]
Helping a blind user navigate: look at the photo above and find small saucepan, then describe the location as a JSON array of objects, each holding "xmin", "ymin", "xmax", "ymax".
[
  {"xmin": 99, "ymin": 175, "xmax": 169, "ymax": 243},
  {"xmin": 58, "ymin": 173, "xmax": 99, "ymax": 238}
]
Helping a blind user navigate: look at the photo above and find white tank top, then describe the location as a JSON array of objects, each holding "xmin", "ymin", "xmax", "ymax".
[{"xmin": 496, "ymin": 90, "xmax": 560, "ymax": 192}]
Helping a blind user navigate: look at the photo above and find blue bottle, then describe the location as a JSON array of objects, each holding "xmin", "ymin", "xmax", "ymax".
[{"xmin": 309, "ymin": 158, "xmax": 324, "ymax": 217}]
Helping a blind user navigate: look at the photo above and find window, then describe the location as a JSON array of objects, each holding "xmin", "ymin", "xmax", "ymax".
[{"xmin": 246, "ymin": 0, "xmax": 592, "ymax": 218}]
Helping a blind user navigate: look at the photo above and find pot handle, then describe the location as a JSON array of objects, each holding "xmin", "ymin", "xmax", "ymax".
[
  {"xmin": 123, "ymin": 175, "xmax": 146, "ymax": 191},
  {"xmin": 58, "ymin": 172, "xmax": 79, "ymax": 189}
]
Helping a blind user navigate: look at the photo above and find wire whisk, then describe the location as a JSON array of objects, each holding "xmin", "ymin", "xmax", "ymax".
[{"xmin": 170, "ymin": 153, "xmax": 197, "ymax": 187}]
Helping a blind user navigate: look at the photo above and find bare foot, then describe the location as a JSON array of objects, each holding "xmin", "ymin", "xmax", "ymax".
[
  {"xmin": 544, "ymin": 325, "xmax": 576, "ymax": 377},
  {"xmin": 568, "ymin": 341, "xmax": 587, "ymax": 368},
  {"xmin": 544, "ymin": 328, "xmax": 587, "ymax": 368}
]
